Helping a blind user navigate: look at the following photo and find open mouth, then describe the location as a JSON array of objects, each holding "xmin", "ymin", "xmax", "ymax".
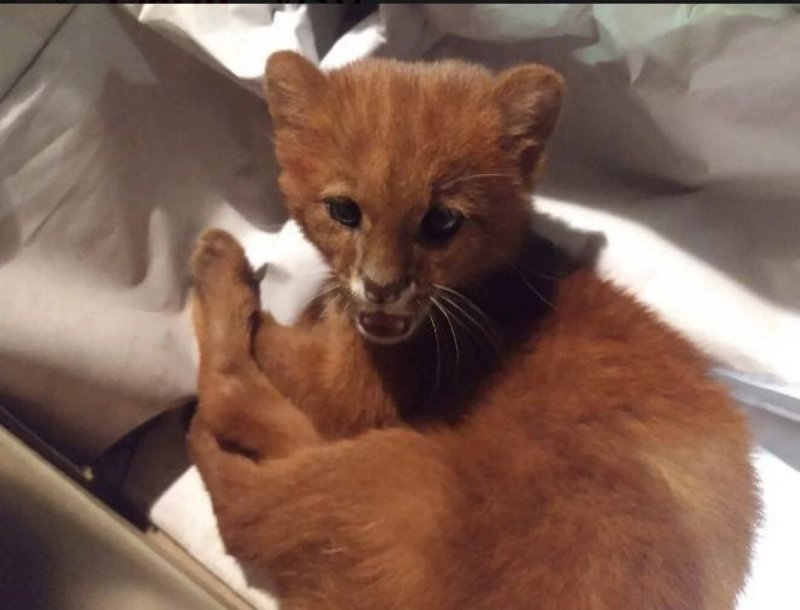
[{"xmin": 356, "ymin": 311, "xmax": 414, "ymax": 344}]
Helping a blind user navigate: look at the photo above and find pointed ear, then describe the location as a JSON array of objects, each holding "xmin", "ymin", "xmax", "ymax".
[
  {"xmin": 493, "ymin": 64, "xmax": 564, "ymax": 178},
  {"xmin": 264, "ymin": 51, "xmax": 326, "ymax": 129}
]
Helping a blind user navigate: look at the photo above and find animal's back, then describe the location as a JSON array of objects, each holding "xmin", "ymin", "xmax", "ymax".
[
  {"xmin": 440, "ymin": 269, "xmax": 758, "ymax": 609},
  {"xmin": 189, "ymin": 51, "xmax": 759, "ymax": 610}
]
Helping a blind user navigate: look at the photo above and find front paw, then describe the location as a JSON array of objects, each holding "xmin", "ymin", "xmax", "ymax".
[
  {"xmin": 190, "ymin": 229, "xmax": 263, "ymax": 366},
  {"xmin": 191, "ymin": 229, "xmax": 258, "ymax": 301}
]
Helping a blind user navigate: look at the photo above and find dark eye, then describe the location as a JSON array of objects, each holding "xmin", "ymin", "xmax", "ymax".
[
  {"xmin": 324, "ymin": 197, "xmax": 361, "ymax": 228},
  {"xmin": 420, "ymin": 207, "xmax": 463, "ymax": 244}
]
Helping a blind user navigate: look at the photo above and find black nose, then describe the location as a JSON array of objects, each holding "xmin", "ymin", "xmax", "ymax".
[{"xmin": 363, "ymin": 276, "xmax": 410, "ymax": 304}]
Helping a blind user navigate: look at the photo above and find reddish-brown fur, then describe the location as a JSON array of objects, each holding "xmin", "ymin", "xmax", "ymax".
[{"xmin": 188, "ymin": 53, "xmax": 759, "ymax": 610}]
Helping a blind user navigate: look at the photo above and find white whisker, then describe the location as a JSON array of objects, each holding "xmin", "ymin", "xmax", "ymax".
[
  {"xmin": 526, "ymin": 268, "xmax": 558, "ymax": 281},
  {"xmin": 502, "ymin": 256, "xmax": 556, "ymax": 310},
  {"xmin": 319, "ymin": 283, "xmax": 340, "ymax": 297},
  {"xmin": 435, "ymin": 297, "xmax": 484, "ymax": 356},
  {"xmin": 435, "ymin": 285, "xmax": 503, "ymax": 349},
  {"xmin": 440, "ymin": 173, "xmax": 516, "ymax": 190},
  {"xmin": 309, "ymin": 281, "xmax": 347, "ymax": 319},
  {"xmin": 432, "ymin": 296, "xmax": 461, "ymax": 391},
  {"xmin": 437, "ymin": 286, "xmax": 496, "ymax": 332},
  {"xmin": 434, "ymin": 286, "xmax": 502, "ymax": 357},
  {"xmin": 428, "ymin": 311, "xmax": 442, "ymax": 403}
]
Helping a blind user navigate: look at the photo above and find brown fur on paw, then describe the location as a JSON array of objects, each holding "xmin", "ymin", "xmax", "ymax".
[
  {"xmin": 191, "ymin": 229, "xmax": 262, "ymax": 369},
  {"xmin": 191, "ymin": 229, "xmax": 257, "ymax": 299},
  {"xmin": 186, "ymin": 411, "xmax": 218, "ymax": 465}
]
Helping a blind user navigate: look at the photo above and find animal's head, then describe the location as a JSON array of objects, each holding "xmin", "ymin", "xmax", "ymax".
[{"xmin": 264, "ymin": 52, "xmax": 563, "ymax": 344}]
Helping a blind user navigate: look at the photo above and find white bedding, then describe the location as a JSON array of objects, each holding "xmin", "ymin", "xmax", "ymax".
[
  {"xmin": 2, "ymin": 4, "xmax": 799, "ymax": 456},
  {"xmin": 2, "ymin": 4, "xmax": 799, "ymax": 607}
]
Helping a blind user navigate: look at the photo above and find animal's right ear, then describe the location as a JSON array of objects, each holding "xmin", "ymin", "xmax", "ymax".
[
  {"xmin": 264, "ymin": 51, "xmax": 326, "ymax": 129},
  {"xmin": 493, "ymin": 64, "xmax": 564, "ymax": 183}
]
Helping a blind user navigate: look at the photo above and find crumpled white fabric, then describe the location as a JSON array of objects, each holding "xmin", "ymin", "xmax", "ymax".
[
  {"xmin": 2, "ymin": 5, "xmax": 800, "ymax": 608},
  {"xmin": 2, "ymin": 4, "xmax": 799, "ymax": 458}
]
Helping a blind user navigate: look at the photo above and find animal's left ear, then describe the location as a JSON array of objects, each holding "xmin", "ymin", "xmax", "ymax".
[
  {"xmin": 493, "ymin": 64, "xmax": 564, "ymax": 180},
  {"xmin": 264, "ymin": 51, "xmax": 326, "ymax": 131}
]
